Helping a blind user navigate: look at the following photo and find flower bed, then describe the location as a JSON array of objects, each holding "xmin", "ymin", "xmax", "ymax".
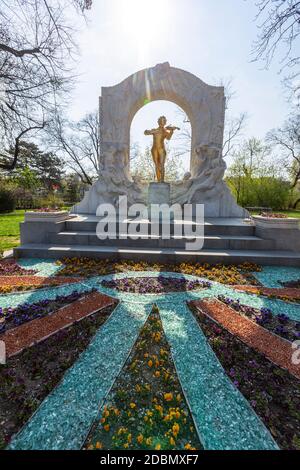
[
  {"xmin": 259, "ymin": 212, "xmax": 289, "ymax": 219},
  {"xmin": 280, "ymin": 279, "xmax": 300, "ymax": 289},
  {"xmin": 0, "ymin": 284, "xmax": 46, "ymax": 295},
  {"xmin": 0, "ymin": 289, "xmax": 95, "ymax": 334},
  {"xmin": 32, "ymin": 207, "xmax": 63, "ymax": 213},
  {"xmin": 233, "ymin": 285, "xmax": 300, "ymax": 303},
  {"xmin": 1, "ymin": 260, "xmax": 298, "ymax": 450},
  {"xmin": 0, "ymin": 304, "xmax": 116, "ymax": 450},
  {"xmin": 58, "ymin": 257, "xmax": 261, "ymax": 286},
  {"xmin": 84, "ymin": 306, "xmax": 201, "ymax": 451},
  {"xmin": 0, "ymin": 259, "xmax": 36, "ymax": 276},
  {"xmin": 253, "ymin": 215, "xmax": 300, "ymax": 229},
  {"xmin": 218, "ymin": 295, "xmax": 300, "ymax": 342},
  {"xmin": 101, "ymin": 276, "xmax": 211, "ymax": 294},
  {"xmin": 190, "ymin": 303, "xmax": 300, "ymax": 450}
]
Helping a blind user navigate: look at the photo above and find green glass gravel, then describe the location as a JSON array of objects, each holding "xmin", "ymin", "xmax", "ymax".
[
  {"xmin": 9, "ymin": 302, "xmax": 151, "ymax": 450},
  {"xmin": 0, "ymin": 281, "xmax": 89, "ymax": 309},
  {"xmin": 18, "ymin": 258, "xmax": 63, "ymax": 277},
  {"xmin": 254, "ymin": 266, "xmax": 300, "ymax": 288},
  {"xmin": 158, "ymin": 302, "xmax": 279, "ymax": 450}
]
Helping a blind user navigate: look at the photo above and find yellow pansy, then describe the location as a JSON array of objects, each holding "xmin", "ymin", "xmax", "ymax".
[
  {"xmin": 172, "ymin": 423, "xmax": 180, "ymax": 437},
  {"xmin": 164, "ymin": 393, "xmax": 173, "ymax": 402}
]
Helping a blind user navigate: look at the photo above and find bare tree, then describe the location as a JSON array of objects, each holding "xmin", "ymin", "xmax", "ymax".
[
  {"xmin": 267, "ymin": 114, "xmax": 300, "ymax": 205},
  {"xmin": 252, "ymin": 0, "xmax": 300, "ymax": 97},
  {"xmin": 222, "ymin": 113, "xmax": 247, "ymax": 158},
  {"xmin": 0, "ymin": 0, "xmax": 92, "ymax": 171},
  {"xmin": 47, "ymin": 110, "xmax": 99, "ymax": 185},
  {"xmin": 174, "ymin": 79, "xmax": 247, "ymax": 160},
  {"xmin": 74, "ymin": 111, "xmax": 100, "ymax": 176}
]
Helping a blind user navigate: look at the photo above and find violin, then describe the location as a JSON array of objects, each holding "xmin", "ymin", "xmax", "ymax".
[{"xmin": 165, "ymin": 125, "xmax": 180, "ymax": 131}]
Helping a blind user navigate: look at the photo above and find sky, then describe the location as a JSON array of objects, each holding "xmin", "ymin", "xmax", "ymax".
[{"xmin": 68, "ymin": 0, "xmax": 291, "ymax": 171}]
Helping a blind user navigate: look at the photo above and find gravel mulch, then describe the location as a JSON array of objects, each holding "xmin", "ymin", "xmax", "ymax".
[
  {"xmin": 0, "ymin": 275, "xmax": 83, "ymax": 290},
  {"xmin": 233, "ymin": 285, "xmax": 300, "ymax": 301},
  {"xmin": 0, "ymin": 292, "xmax": 115, "ymax": 357},
  {"xmin": 192, "ymin": 298, "xmax": 300, "ymax": 380}
]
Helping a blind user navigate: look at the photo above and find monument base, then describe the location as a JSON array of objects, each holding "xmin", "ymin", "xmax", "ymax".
[
  {"xmin": 148, "ymin": 182, "xmax": 171, "ymax": 205},
  {"xmin": 148, "ymin": 182, "xmax": 173, "ymax": 221}
]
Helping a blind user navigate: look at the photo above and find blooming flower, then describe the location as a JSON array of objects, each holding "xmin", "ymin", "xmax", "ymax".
[
  {"xmin": 172, "ymin": 423, "xmax": 180, "ymax": 437},
  {"xmin": 164, "ymin": 393, "xmax": 173, "ymax": 402}
]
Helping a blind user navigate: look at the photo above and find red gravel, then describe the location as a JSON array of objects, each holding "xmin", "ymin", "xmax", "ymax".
[
  {"xmin": 193, "ymin": 298, "xmax": 300, "ymax": 380},
  {"xmin": 0, "ymin": 275, "xmax": 83, "ymax": 289},
  {"xmin": 233, "ymin": 285, "xmax": 300, "ymax": 300},
  {"xmin": 0, "ymin": 292, "xmax": 115, "ymax": 357}
]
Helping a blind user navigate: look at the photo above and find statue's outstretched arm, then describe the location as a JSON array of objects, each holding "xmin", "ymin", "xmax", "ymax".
[{"xmin": 144, "ymin": 129, "xmax": 155, "ymax": 136}]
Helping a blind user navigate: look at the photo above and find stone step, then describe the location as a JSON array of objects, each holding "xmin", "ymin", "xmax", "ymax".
[
  {"xmin": 65, "ymin": 217, "xmax": 255, "ymax": 236},
  {"xmin": 14, "ymin": 244, "xmax": 300, "ymax": 266},
  {"xmin": 49, "ymin": 231, "xmax": 276, "ymax": 251}
]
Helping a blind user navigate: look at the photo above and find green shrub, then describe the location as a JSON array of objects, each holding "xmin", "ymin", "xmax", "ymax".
[
  {"xmin": 12, "ymin": 188, "xmax": 36, "ymax": 209},
  {"xmin": 0, "ymin": 188, "xmax": 16, "ymax": 213},
  {"xmin": 227, "ymin": 177, "xmax": 291, "ymax": 210},
  {"xmin": 36, "ymin": 193, "xmax": 64, "ymax": 209}
]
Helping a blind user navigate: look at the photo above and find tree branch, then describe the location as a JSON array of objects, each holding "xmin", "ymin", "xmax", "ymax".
[
  {"xmin": 0, "ymin": 43, "xmax": 41, "ymax": 57},
  {"xmin": 0, "ymin": 122, "xmax": 46, "ymax": 170}
]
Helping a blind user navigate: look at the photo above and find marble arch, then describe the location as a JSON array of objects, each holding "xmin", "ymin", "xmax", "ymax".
[{"xmin": 73, "ymin": 63, "xmax": 246, "ymax": 217}]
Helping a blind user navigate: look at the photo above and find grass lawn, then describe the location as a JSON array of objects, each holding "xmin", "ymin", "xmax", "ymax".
[
  {"xmin": 0, "ymin": 210, "xmax": 24, "ymax": 252},
  {"xmin": 250, "ymin": 210, "xmax": 300, "ymax": 218}
]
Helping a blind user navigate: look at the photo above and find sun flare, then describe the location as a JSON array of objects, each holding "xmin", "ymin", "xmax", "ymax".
[{"xmin": 118, "ymin": 0, "xmax": 170, "ymax": 43}]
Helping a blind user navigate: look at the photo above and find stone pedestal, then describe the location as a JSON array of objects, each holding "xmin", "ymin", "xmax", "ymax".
[
  {"xmin": 148, "ymin": 182, "xmax": 173, "ymax": 221},
  {"xmin": 148, "ymin": 182, "xmax": 171, "ymax": 206}
]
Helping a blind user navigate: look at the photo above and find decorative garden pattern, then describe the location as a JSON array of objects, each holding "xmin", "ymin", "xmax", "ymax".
[{"xmin": 0, "ymin": 257, "xmax": 299, "ymax": 450}]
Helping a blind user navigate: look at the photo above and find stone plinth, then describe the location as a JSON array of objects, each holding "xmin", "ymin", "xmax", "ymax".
[
  {"xmin": 148, "ymin": 182, "xmax": 174, "ymax": 221},
  {"xmin": 253, "ymin": 215, "xmax": 300, "ymax": 229},
  {"xmin": 25, "ymin": 211, "xmax": 71, "ymax": 223},
  {"xmin": 148, "ymin": 182, "xmax": 171, "ymax": 206}
]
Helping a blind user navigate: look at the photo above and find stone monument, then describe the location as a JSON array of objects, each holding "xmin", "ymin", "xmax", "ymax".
[{"xmin": 72, "ymin": 62, "xmax": 247, "ymax": 218}]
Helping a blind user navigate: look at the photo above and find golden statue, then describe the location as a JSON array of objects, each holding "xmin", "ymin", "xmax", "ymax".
[{"xmin": 144, "ymin": 116, "xmax": 180, "ymax": 183}]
